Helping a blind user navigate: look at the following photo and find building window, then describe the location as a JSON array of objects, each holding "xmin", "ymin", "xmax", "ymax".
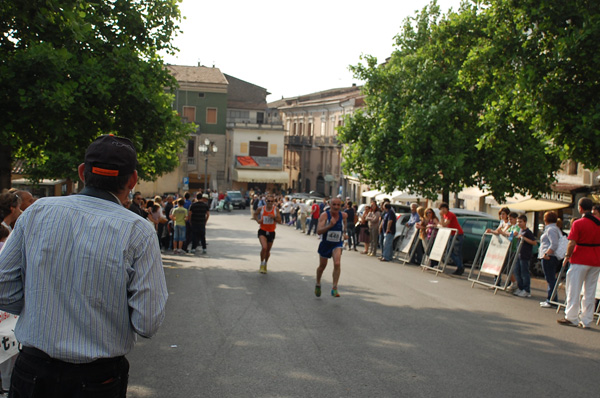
[
  {"xmin": 183, "ymin": 106, "xmax": 195, "ymax": 123},
  {"xmin": 207, "ymin": 108, "xmax": 217, "ymax": 124},
  {"xmin": 227, "ymin": 110, "xmax": 250, "ymax": 122},
  {"xmin": 187, "ymin": 139, "xmax": 195, "ymax": 158},
  {"xmin": 257, "ymin": 112, "xmax": 264, "ymax": 124},
  {"xmin": 249, "ymin": 141, "xmax": 268, "ymax": 157},
  {"xmin": 568, "ymin": 160, "xmax": 578, "ymax": 175}
]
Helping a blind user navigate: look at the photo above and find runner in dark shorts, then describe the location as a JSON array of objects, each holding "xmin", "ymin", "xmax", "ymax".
[
  {"xmin": 257, "ymin": 228, "xmax": 276, "ymax": 243},
  {"xmin": 315, "ymin": 197, "xmax": 347, "ymax": 297},
  {"xmin": 254, "ymin": 194, "xmax": 281, "ymax": 274}
]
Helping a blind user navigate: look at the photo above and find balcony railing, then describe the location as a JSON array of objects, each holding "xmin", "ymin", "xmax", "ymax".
[
  {"xmin": 314, "ymin": 136, "xmax": 340, "ymax": 147},
  {"xmin": 226, "ymin": 120, "xmax": 284, "ymax": 130},
  {"xmin": 285, "ymin": 136, "xmax": 313, "ymax": 146}
]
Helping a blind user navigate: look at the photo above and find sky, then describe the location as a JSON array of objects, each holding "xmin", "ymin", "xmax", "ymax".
[{"xmin": 162, "ymin": 0, "xmax": 463, "ymax": 103}]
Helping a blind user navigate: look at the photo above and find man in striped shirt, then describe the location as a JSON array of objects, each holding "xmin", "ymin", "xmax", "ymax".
[{"xmin": 0, "ymin": 135, "xmax": 168, "ymax": 397}]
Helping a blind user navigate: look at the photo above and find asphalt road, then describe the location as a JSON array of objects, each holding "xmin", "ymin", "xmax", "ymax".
[{"xmin": 127, "ymin": 211, "xmax": 599, "ymax": 398}]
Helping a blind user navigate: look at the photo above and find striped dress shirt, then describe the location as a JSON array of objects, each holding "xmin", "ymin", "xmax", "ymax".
[{"xmin": 0, "ymin": 193, "xmax": 168, "ymax": 363}]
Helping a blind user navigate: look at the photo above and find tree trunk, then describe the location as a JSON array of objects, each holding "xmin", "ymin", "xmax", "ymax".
[
  {"xmin": 0, "ymin": 144, "xmax": 12, "ymax": 191},
  {"xmin": 442, "ymin": 188, "xmax": 450, "ymax": 205}
]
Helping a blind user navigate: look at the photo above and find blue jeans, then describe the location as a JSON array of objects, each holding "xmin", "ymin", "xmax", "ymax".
[
  {"xmin": 514, "ymin": 257, "xmax": 531, "ymax": 292},
  {"xmin": 542, "ymin": 255, "xmax": 560, "ymax": 302},
  {"xmin": 173, "ymin": 225, "xmax": 186, "ymax": 242},
  {"xmin": 448, "ymin": 234, "xmax": 464, "ymax": 270},
  {"xmin": 383, "ymin": 233, "xmax": 394, "ymax": 261}
]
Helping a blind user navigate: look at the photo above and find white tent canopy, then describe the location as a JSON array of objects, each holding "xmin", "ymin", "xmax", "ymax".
[
  {"xmin": 390, "ymin": 189, "xmax": 421, "ymax": 202},
  {"xmin": 363, "ymin": 189, "xmax": 421, "ymax": 202},
  {"xmin": 361, "ymin": 189, "xmax": 380, "ymax": 199}
]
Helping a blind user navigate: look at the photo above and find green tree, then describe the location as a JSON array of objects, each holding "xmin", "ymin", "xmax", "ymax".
[
  {"xmin": 458, "ymin": 0, "xmax": 563, "ymax": 201},
  {"xmin": 340, "ymin": 0, "xmax": 589, "ymax": 203},
  {"xmin": 339, "ymin": 1, "xmax": 485, "ymax": 202},
  {"xmin": 461, "ymin": 0, "xmax": 600, "ymax": 183},
  {"xmin": 0, "ymin": 0, "xmax": 194, "ymax": 190}
]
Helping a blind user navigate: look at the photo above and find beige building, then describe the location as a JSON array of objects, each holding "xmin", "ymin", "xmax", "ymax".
[
  {"xmin": 270, "ymin": 86, "xmax": 365, "ymax": 200},
  {"xmin": 225, "ymin": 74, "xmax": 287, "ymax": 194}
]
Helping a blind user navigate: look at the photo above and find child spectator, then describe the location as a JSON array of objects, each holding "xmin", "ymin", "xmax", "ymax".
[{"xmin": 513, "ymin": 215, "xmax": 537, "ymax": 297}]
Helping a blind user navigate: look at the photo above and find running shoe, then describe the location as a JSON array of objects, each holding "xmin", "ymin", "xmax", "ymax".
[
  {"xmin": 331, "ymin": 288, "xmax": 340, "ymax": 297},
  {"xmin": 315, "ymin": 285, "xmax": 321, "ymax": 297},
  {"xmin": 259, "ymin": 264, "xmax": 267, "ymax": 274}
]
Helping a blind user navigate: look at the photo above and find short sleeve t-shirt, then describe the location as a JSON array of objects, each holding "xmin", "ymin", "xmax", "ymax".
[
  {"xmin": 518, "ymin": 228, "xmax": 535, "ymax": 260},
  {"xmin": 443, "ymin": 211, "xmax": 463, "ymax": 235},
  {"xmin": 383, "ymin": 209, "xmax": 396, "ymax": 235},
  {"xmin": 172, "ymin": 206, "xmax": 188, "ymax": 226},
  {"xmin": 189, "ymin": 201, "xmax": 209, "ymax": 225},
  {"xmin": 311, "ymin": 203, "xmax": 320, "ymax": 219},
  {"xmin": 345, "ymin": 208, "xmax": 355, "ymax": 226},
  {"xmin": 568, "ymin": 215, "xmax": 600, "ymax": 266}
]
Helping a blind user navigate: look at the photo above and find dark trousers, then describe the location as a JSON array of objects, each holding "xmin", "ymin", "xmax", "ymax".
[
  {"xmin": 191, "ymin": 223, "xmax": 207, "ymax": 250},
  {"xmin": 346, "ymin": 225, "xmax": 356, "ymax": 249},
  {"xmin": 184, "ymin": 221, "xmax": 193, "ymax": 251},
  {"xmin": 307, "ymin": 218, "xmax": 318, "ymax": 235},
  {"xmin": 10, "ymin": 347, "xmax": 129, "ymax": 398},
  {"xmin": 542, "ymin": 255, "xmax": 560, "ymax": 302}
]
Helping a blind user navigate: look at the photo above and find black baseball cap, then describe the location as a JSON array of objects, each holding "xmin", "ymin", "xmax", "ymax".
[{"xmin": 85, "ymin": 134, "xmax": 137, "ymax": 177}]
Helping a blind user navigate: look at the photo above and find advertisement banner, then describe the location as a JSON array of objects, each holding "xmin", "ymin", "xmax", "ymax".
[
  {"xmin": 480, "ymin": 235, "xmax": 511, "ymax": 276},
  {"xmin": 0, "ymin": 312, "xmax": 19, "ymax": 364},
  {"xmin": 429, "ymin": 228, "xmax": 452, "ymax": 262},
  {"xmin": 399, "ymin": 227, "xmax": 418, "ymax": 254}
]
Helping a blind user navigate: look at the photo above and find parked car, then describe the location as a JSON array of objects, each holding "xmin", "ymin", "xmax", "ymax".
[
  {"xmin": 226, "ymin": 191, "xmax": 245, "ymax": 209},
  {"xmin": 457, "ymin": 216, "xmax": 500, "ymax": 265},
  {"xmin": 392, "ymin": 210, "xmax": 499, "ymax": 266}
]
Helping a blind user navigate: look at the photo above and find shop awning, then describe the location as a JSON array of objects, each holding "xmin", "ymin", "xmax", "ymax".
[
  {"xmin": 233, "ymin": 169, "xmax": 289, "ymax": 183},
  {"xmin": 508, "ymin": 199, "xmax": 570, "ymax": 211}
]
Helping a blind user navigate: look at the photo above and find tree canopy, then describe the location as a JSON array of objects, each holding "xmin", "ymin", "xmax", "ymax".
[
  {"xmin": 338, "ymin": 0, "xmax": 600, "ymax": 202},
  {"xmin": 0, "ymin": 0, "xmax": 194, "ymax": 190}
]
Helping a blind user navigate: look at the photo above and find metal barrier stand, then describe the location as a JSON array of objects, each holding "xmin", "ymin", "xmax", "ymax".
[
  {"xmin": 394, "ymin": 225, "xmax": 420, "ymax": 265},
  {"xmin": 469, "ymin": 233, "xmax": 521, "ymax": 295},
  {"xmin": 420, "ymin": 227, "xmax": 458, "ymax": 277}
]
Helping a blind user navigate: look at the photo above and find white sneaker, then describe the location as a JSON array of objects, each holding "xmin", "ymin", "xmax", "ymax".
[
  {"xmin": 513, "ymin": 289, "xmax": 523, "ymax": 296},
  {"xmin": 540, "ymin": 301, "xmax": 552, "ymax": 308},
  {"xmin": 516, "ymin": 290, "xmax": 530, "ymax": 298}
]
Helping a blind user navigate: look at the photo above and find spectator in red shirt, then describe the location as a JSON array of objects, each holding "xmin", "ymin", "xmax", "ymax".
[
  {"xmin": 438, "ymin": 202, "xmax": 465, "ymax": 276},
  {"xmin": 557, "ymin": 198, "xmax": 600, "ymax": 328}
]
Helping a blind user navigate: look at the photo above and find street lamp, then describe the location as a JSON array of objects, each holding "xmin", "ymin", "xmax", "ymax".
[{"xmin": 198, "ymin": 138, "xmax": 218, "ymax": 193}]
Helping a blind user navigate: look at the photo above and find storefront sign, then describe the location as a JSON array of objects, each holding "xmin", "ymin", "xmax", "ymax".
[{"xmin": 540, "ymin": 191, "xmax": 572, "ymax": 204}]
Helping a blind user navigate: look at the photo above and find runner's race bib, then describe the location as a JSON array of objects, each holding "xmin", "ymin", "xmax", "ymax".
[
  {"xmin": 263, "ymin": 216, "xmax": 274, "ymax": 224},
  {"xmin": 326, "ymin": 231, "xmax": 342, "ymax": 242}
]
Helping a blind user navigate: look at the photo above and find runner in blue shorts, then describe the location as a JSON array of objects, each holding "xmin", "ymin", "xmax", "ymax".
[{"xmin": 315, "ymin": 197, "xmax": 347, "ymax": 297}]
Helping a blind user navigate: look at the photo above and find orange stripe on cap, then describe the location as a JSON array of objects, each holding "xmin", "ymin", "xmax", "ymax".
[{"xmin": 92, "ymin": 167, "xmax": 119, "ymax": 176}]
